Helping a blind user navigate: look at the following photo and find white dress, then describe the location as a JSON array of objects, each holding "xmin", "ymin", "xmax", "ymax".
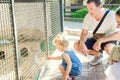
[{"xmin": 108, "ymin": 62, "xmax": 120, "ymax": 80}]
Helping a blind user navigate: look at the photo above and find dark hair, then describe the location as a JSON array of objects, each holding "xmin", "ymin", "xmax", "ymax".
[
  {"xmin": 87, "ymin": 0, "xmax": 101, "ymax": 6},
  {"xmin": 116, "ymin": 7, "xmax": 120, "ymax": 17}
]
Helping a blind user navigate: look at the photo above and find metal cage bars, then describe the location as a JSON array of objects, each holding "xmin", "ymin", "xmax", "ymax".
[{"xmin": 0, "ymin": 0, "xmax": 62, "ymax": 80}]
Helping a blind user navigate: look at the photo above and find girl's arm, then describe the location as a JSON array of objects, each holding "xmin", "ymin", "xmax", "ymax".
[
  {"xmin": 62, "ymin": 53, "xmax": 72, "ymax": 80},
  {"xmin": 47, "ymin": 56, "xmax": 62, "ymax": 60}
]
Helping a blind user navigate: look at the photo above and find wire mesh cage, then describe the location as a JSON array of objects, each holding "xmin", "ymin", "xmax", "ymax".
[
  {"xmin": 0, "ymin": 0, "xmax": 62, "ymax": 80},
  {"xmin": 0, "ymin": 0, "xmax": 18, "ymax": 80}
]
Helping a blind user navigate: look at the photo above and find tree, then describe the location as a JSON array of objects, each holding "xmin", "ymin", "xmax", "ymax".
[{"xmin": 105, "ymin": 0, "xmax": 120, "ymax": 4}]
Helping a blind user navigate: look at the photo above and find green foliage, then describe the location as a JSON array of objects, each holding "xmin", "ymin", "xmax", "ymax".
[
  {"xmin": 111, "ymin": 8, "xmax": 117, "ymax": 11},
  {"xmin": 71, "ymin": 7, "xmax": 117, "ymax": 18},
  {"xmin": 106, "ymin": 7, "xmax": 117, "ymax": 11},
  {"xmin": 105, "ymin": 0, "xmax": 120, "ymax": 4},
  {"xmin": 71, "ymin": 8, "xmax": 88, "ymax": 18}
]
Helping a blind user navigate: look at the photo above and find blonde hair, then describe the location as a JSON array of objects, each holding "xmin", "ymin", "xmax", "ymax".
[{"xmin": 52, "ymin": 34, "xmax": 69, "ymax": 49}]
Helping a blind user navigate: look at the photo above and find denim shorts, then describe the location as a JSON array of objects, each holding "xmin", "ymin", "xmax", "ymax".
[
  {"xmin": 85, "ymin": 38, "xmax": 116, "ymax": 51},
  {"xmin": 61, "ymin": 63, "xmax": 81, "ymax": 76}
]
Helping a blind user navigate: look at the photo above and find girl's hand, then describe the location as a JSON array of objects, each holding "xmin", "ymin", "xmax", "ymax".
[{"xmin": 46, "ymin": 56, "xmax": 52, "ymax": 60}]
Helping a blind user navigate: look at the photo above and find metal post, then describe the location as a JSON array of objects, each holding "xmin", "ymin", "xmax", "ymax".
[
  {"xmin": 43, "ymin": 0, "xmax": 49, "ymax": 56},
  {"xmin": 10, "ymin": 0, "xmax": 20, "ymax": 80},
  {"xmin": 59, "ymin": 0, "xmax": 64, "ymax": 32}
]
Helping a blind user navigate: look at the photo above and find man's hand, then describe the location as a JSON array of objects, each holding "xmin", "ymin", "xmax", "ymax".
[
  {"xmin": 93, "ymin": 39, "xmax": 103, "ymax": 51},
  {"xmin": 79, "ymin": 41, "xmax": 88, "ymax": 56}
]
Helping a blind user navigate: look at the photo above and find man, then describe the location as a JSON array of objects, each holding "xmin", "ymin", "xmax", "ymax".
[{"xmin": 78, "ymin": 0, "xmax": 120, "ymax": 65}]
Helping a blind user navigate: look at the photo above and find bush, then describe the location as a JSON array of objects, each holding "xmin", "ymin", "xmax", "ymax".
[
  {"xmin": 111, "ymin": 8, "xmax": 117, "ymax": 11},
  {"xmin": 106, "ymin": 7, "xmax": 117, "ymax": 11},
  {"xmin": 70, "ymin": 7, "xmax": 117, "ymax": 18},
  {"xmin": 71, "ymin": 8, "xmax": 88, "ymax": 18}
]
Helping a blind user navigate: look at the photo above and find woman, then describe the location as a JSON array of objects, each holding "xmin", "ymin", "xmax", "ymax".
[{"xmin": 108, "ymin": 7, "xmax": 120, "ymax": 80}]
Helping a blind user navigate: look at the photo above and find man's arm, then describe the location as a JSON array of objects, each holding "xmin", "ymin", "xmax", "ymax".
[
  {"xmin": 79, "ymin": 29, "xmax": 89, "ymax": 56},
  {"xmin": 98, "ymin": 31, "xmax": 120, "ymax": 43},
  {"xmin": 80, "ymin": 29, "xmax": 88, "ymax": 42},
  {"xmin": 93, "ymin": 31, "xmax": 120, "ymax": 51}
]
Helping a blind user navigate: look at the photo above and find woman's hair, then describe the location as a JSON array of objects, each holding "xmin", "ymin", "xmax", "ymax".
[
  {"xmin": 116, "ymin": 7, "xmax": 120, "ymax": 17},
  {"xmin": 52, "ymin": 34, "xmax": 68, "ymax": 49},
  {"xmin": 87, "ymin": 0, "xmax": 101, "ymax": 6}
]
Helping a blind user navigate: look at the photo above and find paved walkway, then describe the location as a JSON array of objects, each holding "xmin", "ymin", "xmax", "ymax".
[
  {"xmin": 39, "ymin": 35, "xmax": 110, "ymax": 80},
  {"xmin": 64, "ymin": 21, "xmax": 82, "ymax": 30}
]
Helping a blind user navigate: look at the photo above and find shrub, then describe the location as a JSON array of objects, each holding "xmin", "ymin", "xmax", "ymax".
[
  {"xmin": 70, "ymin": 7, "xmax": 117, "ymax": 18},
  {"xmin": 71, "ymin": 8, "xmax": 88, "ymax": 18},
  {"xmin": 106, "ymin": 7, "xmax": 117, "ymax": 11},
  {"xmin": 111, "ymin": 8, "xmax": 117, "ymax": 11}
]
